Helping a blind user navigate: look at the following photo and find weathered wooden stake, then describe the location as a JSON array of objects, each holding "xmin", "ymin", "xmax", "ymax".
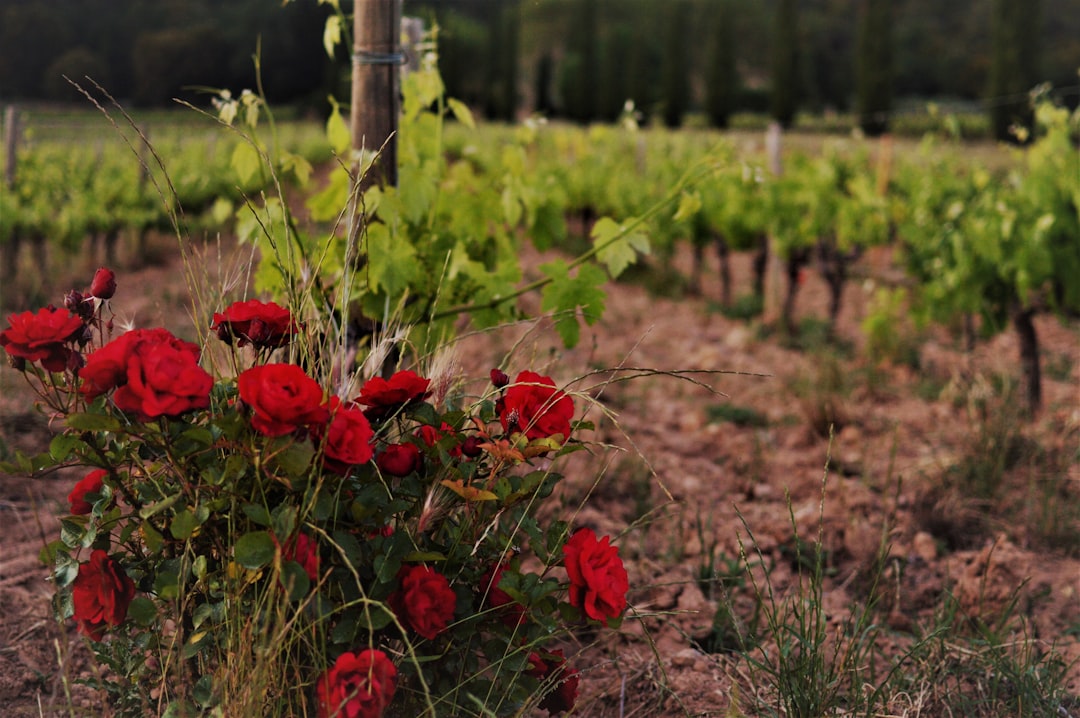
[
  {"xmin": 351, "ymin": 0, "xmax": 402, "ymax": 193},
  {"xmin": 2, "ymin": 106, "xmax": 20, "ymax": 286},
  {"xmin": 3, "ymin": 106, "xmax": 16, "ymax": 190}
]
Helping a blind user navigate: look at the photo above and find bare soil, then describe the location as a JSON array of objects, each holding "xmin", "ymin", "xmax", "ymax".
[{"xmin": 2, "ymin": 237, "xmax": 1078, "ymax": 716}]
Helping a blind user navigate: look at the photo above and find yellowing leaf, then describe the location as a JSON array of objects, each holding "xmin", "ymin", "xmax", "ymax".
[
  {"xmin": 440, "ymin": 479, "xmax": 497, "ymax": 502},
  {"xmin": 323, "ymin": 15, "xmax": 342, "ymax": 58},
  {"xmin": 673, "ymin": 191, "xmax": 703, "ymax": 223},
  {"xmin": 447, "ymin": 98, "xmax": 475, "ymax": 129},
  {"xmin": 325, "ymin": 97, "xmax": 350, "ymax": 155},
  {"xmin": 231, "ymin": 142, "xmax": 262, "ymax": 189}
]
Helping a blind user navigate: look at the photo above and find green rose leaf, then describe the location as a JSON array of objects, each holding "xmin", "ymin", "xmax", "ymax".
[
  {"xmin": 234, "ymin": 531, "xmax": 275, "ymax": 570},
  {"xmin": 280, "ymin": 561, "xmax": 311, "ymax": 601},
  {"xmin": 128, "ymin": 596, "xmax": 157, "ymax": 627},
  {"xmin": 49, "ymin": 433, "xmax": 84, "ymax": 462},
  {"xmin": 67, "ymin": 412, "xmax": 123, "ymax": 432}
]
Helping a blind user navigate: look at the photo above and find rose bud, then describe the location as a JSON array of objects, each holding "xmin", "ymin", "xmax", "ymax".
[
  {"xmin": 64, "ymin": 290, "xmax": 94, "ymax": 320},
  {"xmin": 66, "ymin": 350, "xmax": 85, "ymax": 374},
  {"xmin": 461, "ymin": 435, "xmax": 483, "ymax": 458},
  {"xmin": 89, "ymin": 268, "xmax": 117, "ymax": 300},
  {"xmin": 490, "ymin": 368, "xmax": 510, "ymax": 389}
]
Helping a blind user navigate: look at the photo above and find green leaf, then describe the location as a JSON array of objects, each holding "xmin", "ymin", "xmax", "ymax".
[
  {"xmin": 402, "ymin": 551, "xmax": 446, "ymax": 563},
  {"xmin": 332, "ymin": 530, "xmax": 365, "ymax": 565},
  {"xmin": 49, "ymin": 434, "xmax": 84, "ymax": 462},
  {"xmin": 447, "ymin": 98, "xmax": 476, "ymax": 129},
  {"xmin": 231, "ymin": 142, "xmax": 262, "ymax": 189},
  {"xmin": 170, "ymin": 508, "xmax": 201, "ymax": 540},
  {"xmin": 366, "ymin": 221, "xmax": 420, "ymax": 297},
  {"xmin": 359, "ymin": 603, "xmax": 394, "ymax": 632},
  {"xmin": 281, "ymin": 561, "xmax": 311, "ymax": 601},
  {"xmin": 273, "ymin": 437, "xmax": 315, "ymax": 477},
  {"xmin": 234, "ymin": 531, "xmax": 275, "ymax": 569},
  {"xmin": 139, "ymin": 492, "xmax": 182, "ymax": 520},
  {"xmin": 539, "ymin": 260, "xmax": 607, "ymax": 348},
  {"xmin": 591, "ymin": 216, "xmax": 650, "ymax": 279},
  {"xmin": 142, "ymin": 520, "xmax": 165, "ymax": 553},
  {"xmin": 39, "ymin": 539, "xmax": 66, "ymax": 566},
  {"xmin": 128, "ymin": 596, "xmax": 157, "ymax": 627},
  {"xmin": 242, "ymin": 503, "xmax": 272, "ymax": 527},
  {"xmin": 66, "ymin": 412, "xmax": 122, "ymax": 432},
  {"xmin": 326, "ymin": 97, "xmax": 350, "ymax": 155}
]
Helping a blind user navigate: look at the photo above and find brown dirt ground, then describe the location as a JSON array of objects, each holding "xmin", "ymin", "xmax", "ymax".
[{"xmin": 1, "ymin": 235, "xmax": 1078, "ymax": 717}]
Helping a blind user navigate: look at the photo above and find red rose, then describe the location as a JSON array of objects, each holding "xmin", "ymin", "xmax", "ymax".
[
  {"xmin": 238, "ymin": 363, "xmax": 329, "ymax": 436},
  {"xmin": 79, "ymin": 328, "xmax": 200, "ymax": 399},
  {"xmin": 490, "ymin": 367, "xmax": 510, "ymax": 388},
  {"xmin": 482, "ymin": 563, "xmax": 527, "ymax": 626},
  {"xmin": 281, "ymin": 532, "xmax": 320, "ymax": 584},
  {"xmin": 72, "ymin": 549, "xmax": 136, "ymax": 640},
  {"xmin": 356, "ymin": 370, "xmax": 431, "ymax": 420},
  {"xmin": 562, "ymin": 527, "xmax": 628, "ymax": 623},
  {"xmin": 89, "ymin": 267, "xmax": 117, "ymax": 300},
  {"xmin": 211, "ymin": 299, "xmax": 298, "ymax": 349},
  {"xmin": 499, "ymin": 371, "xmax": 574, "ymax": 442},
  {"xmin": 527, "ymin": 649, "xmax": 580, "ymax": 715},
  {"xmin": 415, "ymin": 421, "xmax": 462, "ymax": 456},
  {"xmin": 68, "ymin": 469, "xmax": 108, "ymax": 515},
  {"xmin": 375, "ymin": 443, "xmax": 420, "ymax": 477},
  {"xmin": 321, "ymin": 397, "xmax": 375, "ymax": 475},
  {"xmin": 0, "ymin": 307, "xmax": 84, "ymax": 372},
  {"xmin": 110, "ymin": 335, "xmax": 213, "ymax": 421},
  {"xmin": 316, "ymin": 649, "xmax": 397, "ymax": 718},
  {"xmin": 389, "ymin": 565, "xmax": 457, "ymax": 640}
]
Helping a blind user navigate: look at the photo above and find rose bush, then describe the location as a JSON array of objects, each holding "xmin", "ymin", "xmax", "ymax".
[{"xmin": 0, "ymin": 270, "xmax": 633, "ymax": 717}]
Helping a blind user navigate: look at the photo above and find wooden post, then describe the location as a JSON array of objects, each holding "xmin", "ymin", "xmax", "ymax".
[
  {"xmin": 351, "ymin": 0, "xmax": 402, "ymax": 193},
  {"xmin": 3, "ymin": 106, "xmax": 16, "ymax": 190},
  {"xmin": 762, "ymin": 122, "xmax": 783, "ymax": 325},
  {"xmin": 2, "ymin": 106, "xmax": 20, "ymax": 287}
]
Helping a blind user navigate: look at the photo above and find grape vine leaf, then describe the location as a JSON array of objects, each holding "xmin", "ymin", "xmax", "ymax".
[
  {"xmin": 591, "ymin": 216, "xmax": 649, "ymax": 279},
  {"xmin": 366, "ymin": 221, "xmax": 419, "ymax": 297},
  {"xmin": 540, "ymin": 260, "xmax": 607, "ymax": 348}
]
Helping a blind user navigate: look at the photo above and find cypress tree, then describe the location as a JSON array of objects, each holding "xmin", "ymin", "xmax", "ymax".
[
  {"xmin": 855, "ymin": 0, "xmax": 892, "ymax": 136},
  {"xmin": 989, "ymin": 0, "xmax": 1041, "ymax": 142},
  {"xmin": 771, "ymin": 0, "xmax": 799, "ymax": 128},
  {"xmin": 705, "ymin": 0, "xmax": 738, "ymax": 129}
]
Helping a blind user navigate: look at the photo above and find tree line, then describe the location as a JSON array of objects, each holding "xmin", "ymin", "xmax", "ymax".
[{"xmin": 1, "ymin": 0, "xmax": 1076, "ymax": 139}]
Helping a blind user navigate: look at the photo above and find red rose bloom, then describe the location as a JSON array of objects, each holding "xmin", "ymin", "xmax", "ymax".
[
  {"xmin": 68, "ymin": 469, "xmax": 107, "ymax": 515},
  {"xmin": 375, "ymin": 443, "xmax": 421, "ymax": 477},
  {"xmin": 238, "ymin": 363, "xmax": 329, "ymax": 436},
  {"xmin": 79, "ymin": 328, "xmax": 200, "ymax": 399},
  {"xmin": 356, "ymin": 370, "xmax": 431, "ymax": 420},
  {"xmin": 0, "ymin": 307, "xmax": 84, "ymax": 372},
  {"xmin": 281, "ymin": 532, "xmax": 320, "ymax": 583},
  {"xmin": 89, "ymin": 267, "xmax": 117, "ymax": 300},
  {"xmin": 527, "ymin": 650, "xmax": 580, "ymax": 715},
  {"xmin": 389, "ymin": 565, "xmax": 457, "ymax": 640},
  {"xmin": 316, "ymin": 649, "xmax": 397, "ymax": 718},
  {"xmin": 562, "ymin": 527, "xmax": 629, "ymax": 623},
  {"xmin": 72, "ymin": 549, "xmax": 136, "ymax": 641},
  {"xmin": 110, "ymin": 336, "xmax": 213, "ymax": 421},
  {"xmin": 499, "ymin": 371, "xmax": 574, "ymax": 442},
  {"xmin": 482, "ymin": 563, "xmax": 527, "ymax": 626},
  {"xmin": 321, "ymin": 397, "xmax": 375, "ymax": 475},
  {"xmin": 211, "ymin": 299, "xmax": 298, "ymax": 349}
]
